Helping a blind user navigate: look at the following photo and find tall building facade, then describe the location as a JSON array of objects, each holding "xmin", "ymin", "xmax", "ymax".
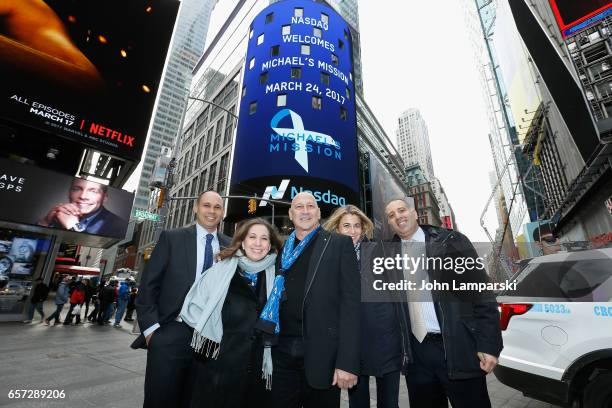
[
  {"xmin": 133, "ymin": 0, "xmax": 214, "ymax": 211},
  {"xmin": 508, "ymin": 0, "xmax": 612, "ymax": 243},
  {"xmin": 395, "ymin": 108, "xmax": 435, "ymax": 182},
  {"xmin": 405, "ymin": 164, "xmax": 441, "ymax": 227},
  {"xmin": 132, "ymin": 0, "xmax": 410, "ymax": 267}
]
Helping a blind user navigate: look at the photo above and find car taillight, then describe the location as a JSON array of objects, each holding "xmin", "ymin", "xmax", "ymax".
[{"xmin": 499, "ymin": 303, "xmax": 532, "ymax": 330}]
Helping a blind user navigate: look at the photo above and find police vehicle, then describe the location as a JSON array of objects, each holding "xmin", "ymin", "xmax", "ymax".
[{"xmin": 495, "ymin": 247, "xmax": 612, "ymax": 408}]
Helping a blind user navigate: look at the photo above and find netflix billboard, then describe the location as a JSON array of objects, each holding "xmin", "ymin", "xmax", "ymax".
[
  {"xmin": 0, "ymin": 0, "xmax": 179, "ymax": 160},
  {"xmin": 549, "ymin": 0, "xmax": 612, "ymax": 38}
]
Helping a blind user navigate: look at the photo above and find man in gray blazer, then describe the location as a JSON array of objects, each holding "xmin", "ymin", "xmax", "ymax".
[{"xmin": 135, "ymin": 190, "xmax": 231, "ymax": 408}]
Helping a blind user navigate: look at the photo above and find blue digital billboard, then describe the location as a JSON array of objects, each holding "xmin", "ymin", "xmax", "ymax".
[{"xmin": 227, "ymin": 0, "xmax": 358, "ymax": 218}]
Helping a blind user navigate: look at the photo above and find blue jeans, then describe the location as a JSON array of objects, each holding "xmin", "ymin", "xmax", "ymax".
[
  {"xmin": 114, "ymin": 299, "xmax": 127, "ymax": 325},
  {"xmin": 27, "ymin": 302, "xmax": 44, "ymax": 321},
  {"xmin": 46, "ymin": 304, "xmax": 65, "ymax": 324}
]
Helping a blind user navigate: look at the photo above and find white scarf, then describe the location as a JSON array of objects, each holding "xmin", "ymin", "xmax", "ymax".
[{"xmin": 179, "ymin": 251, "xmax": 277, "ymax": 387}]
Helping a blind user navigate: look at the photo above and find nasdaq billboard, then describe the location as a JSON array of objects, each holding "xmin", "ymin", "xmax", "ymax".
[{"xmin": 227, "ymin": 0, "xmax": 359, "ymax": 218}]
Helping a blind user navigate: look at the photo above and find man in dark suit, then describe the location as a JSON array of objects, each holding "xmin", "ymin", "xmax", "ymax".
[
  {"xmin": 135, "ymin": 190, "xmax": 231, "ymax": 408},
  {"xmin": 38, "ymin": 177, "xmax": 126, "ymax": 237},
  {"xmin": 384, "ymin": 197, "xmax": 502, "ymax": 408},
  {"xmin": 270, "ymin": 192, "xmax": 360, "ymax": 408}
]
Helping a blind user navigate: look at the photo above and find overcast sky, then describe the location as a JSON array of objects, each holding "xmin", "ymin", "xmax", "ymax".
[{"xmin": 358, "ymin": 0, "xmax": 497, "ymax": 241}]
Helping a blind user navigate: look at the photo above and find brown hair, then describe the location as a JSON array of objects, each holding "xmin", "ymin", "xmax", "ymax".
[
  {"xmin": 322, "ymin": 205, "xmax": 373, "ymax": 239},
  {"xmin": 218, "ymin": 218, "xmax": 282, "ymax": 261}
]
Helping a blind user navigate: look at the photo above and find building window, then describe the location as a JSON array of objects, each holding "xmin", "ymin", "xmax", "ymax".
[
  {"xmin": 260, "ymin": 72, "xmax": 269, "ymax": 84},
  {"xmin": 294, "ymin": 7, "xmax": 303, "ymax": 17},
  {"xmin": 265, "ymin": 12, "xmax": 274, "ymax": 24},
  {"xmin": 249, "ymin": 101, "xmax": 257, "ymax": 115},
  {"xmin": 270, "ymin": 45, "xmax": 280, "ymax": 56},
  {"xmin": 249, "ymin": 58, "xmax": 255, "ymax": 69},
  {"xmin": 340, "ymin": 107, "xmax": 347, "ymax": 121},
  {"xmin": 338, "ymin": 39, "xmax": 344, "ymax": 50},
  {"xmin": 321, "ymin": 13, "xmax": 329, "ymax": 25},
  {"xmin": 331, "ymin": 53, "xmax": 339, "ymax": 66},
  {"xmin": 249, "ymin": 26, "xmax": 253, "ymax": 39},
  {"xmin": 282, "ymin": 24, "xmax": 291, "ymax": 35},
  {"xmin": 291, "ymin": 67, "xmax": 302, "ymax": 79},
  {"xmin": 277, "ymin": 94, "xmax": 287, "ymax": 107},
  {"xmin": 257, "ymin": 34, "xmax": 264, "ymax": 45},
  {"xmin": 312, "ymin": 96, "xmax": 322, "ymax": 110},
  {"xmin": 346, "ymin": 87, "xmax": 351, "ymax": 99},
  {"xmin": 313, "ymin": 27, "xmax": 322, "ymax": 38},
  {"xmin": 344, "ymin": 29, "xmax": 349, "ymax": 40},
  {"xmin": 242, "ymin": 86, "xmax": 246, "ymax": 97},
  {"xmin": 320, "ymin": 72, "xmax": 330, "ymax": 86},
  {"xmin": 301, "ymin": 44, "xmax": 310, "ymax": 55}
]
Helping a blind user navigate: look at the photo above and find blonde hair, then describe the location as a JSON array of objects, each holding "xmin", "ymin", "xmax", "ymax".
[{"xmin": 322, "ymin": 205, "xmax": 373, "ymax": 239}]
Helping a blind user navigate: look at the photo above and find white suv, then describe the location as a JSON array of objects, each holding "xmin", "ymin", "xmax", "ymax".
[{"xmin": 495, "ymin": 247, "xmax": 612, "ymax": 408}]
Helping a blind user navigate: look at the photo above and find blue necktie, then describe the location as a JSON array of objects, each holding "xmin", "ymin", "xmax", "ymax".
[{"xmin": 202, "ymin": 234, "xmax": 214, "ymax": 274}]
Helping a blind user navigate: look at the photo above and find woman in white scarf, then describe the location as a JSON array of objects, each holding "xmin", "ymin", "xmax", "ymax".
[{"xmin": 180, "ymin": 218, "xmax": 282, "ymax": 408}]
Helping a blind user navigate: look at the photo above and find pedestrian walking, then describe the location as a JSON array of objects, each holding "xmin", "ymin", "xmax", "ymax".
[
  {"xmin": 24, "ymin": 278, "xmax": 49, "ymax": 323},
  {"xmin": 113, "ymin": 280, "xmax": 130, "ymax": 327},
  {"xmin": 64, "ymin": 281, "xmax": 85, "ymax": 325},
  {"xmin": 82, "ymin": 279, "xmax": 94, "ymax": 319},
  {"xmin": 124, "ymin": 287, "xmax": 137, "ymax": 322},
  {"xmin": 98, "ymin": 280, "xmax": 116, "ymax": 325},
  {"xmin": 45, "ymin": 276, "xmax": 70, "ymax": 325}
]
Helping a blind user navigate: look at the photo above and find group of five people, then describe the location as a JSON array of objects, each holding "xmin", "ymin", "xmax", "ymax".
[{"xmin": 134, "ymin": 190, "xmax": 502, "ymax": 408}]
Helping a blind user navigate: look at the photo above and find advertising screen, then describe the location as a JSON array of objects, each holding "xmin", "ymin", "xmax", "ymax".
[
  {"xmin": 0, "ymin": 0, "xmax": 179, "ymax": 160},
  {"xmin": 549, "ymin": 0, "xmax": 612, "ymax": 37},
  {"xmin": 227, "ymin": 0, "xmax": 359, "ymax": 218},
  {"xmin": 0, "ymin": 158, "xmax": 133, "ymax": 239}
]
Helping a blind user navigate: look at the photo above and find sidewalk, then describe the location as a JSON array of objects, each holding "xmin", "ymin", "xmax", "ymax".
[{"xmin": 0, "ymin": 302, "xmax": 559, "ymax": 407}]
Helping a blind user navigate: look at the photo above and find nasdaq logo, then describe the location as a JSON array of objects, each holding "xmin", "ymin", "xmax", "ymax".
[
  {"xmin": 260, "ymin": 179, "xmax": 290, "ymax": 207},
  {"xmin": 290, "ymin": 186, "xmax": 346, "ymax": 206},
  {"xmin": 269, "ymin": 109, "xmax": 341, "ymax": 173}
]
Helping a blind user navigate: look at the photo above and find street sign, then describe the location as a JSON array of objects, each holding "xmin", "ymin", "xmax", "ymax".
[{"xmin": 133, "ymin": 209, "xmax": 160, "ymax": 222}]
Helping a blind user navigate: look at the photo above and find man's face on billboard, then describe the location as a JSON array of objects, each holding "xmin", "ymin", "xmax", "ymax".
[{"xmin": 69, "ymin": 179, "xmax": 106, "ymax": 217}]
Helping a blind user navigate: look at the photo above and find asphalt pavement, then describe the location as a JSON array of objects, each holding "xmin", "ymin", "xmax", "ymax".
[{"xmin": 0, "ymin": 303, "xmax": 559, "ymax": 407}]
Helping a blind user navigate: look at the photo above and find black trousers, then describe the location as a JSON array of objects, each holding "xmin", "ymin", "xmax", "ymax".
[
  {"xmin": 144, "ymin": 321, "xmax": 194, "ymax": 408},
  {"xmin": 348, "ymin": 371, "xmax": 400, "ymax": 408},
  {"xmin": 404, "ymin": 333, "xmax": 491, "ymax": 408},
  {"xmin": 270, "ymin": 336, "xmax": 340, "ymax": 408}
]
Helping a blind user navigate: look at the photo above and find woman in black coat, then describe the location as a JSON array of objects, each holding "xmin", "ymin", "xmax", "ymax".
[
  {"xmin": 323, "ymin": 205, "xmax": 403, "ymax": 408},
  {"xmin": 180, "ymin": 218, "xmax": 283, "ymax": 408}
]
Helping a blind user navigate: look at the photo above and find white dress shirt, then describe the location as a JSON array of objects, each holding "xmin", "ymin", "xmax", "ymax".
[{"xmin": 402, "ymin": 227, "xmax": 441, "ymax": 334}]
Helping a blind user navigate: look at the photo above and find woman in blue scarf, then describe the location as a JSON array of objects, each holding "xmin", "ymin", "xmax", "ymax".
[
  {"xmin": 323, "ymin": 205, "xmax": 403, "ymax": 408},
  {"xmin": 180, "ymin": 218, "xmax": 282, "ymax": 408}
]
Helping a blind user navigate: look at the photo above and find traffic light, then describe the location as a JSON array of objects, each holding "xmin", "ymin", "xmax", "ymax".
[
  {"xmin": 157, "ymin": 187, "xmax": 166, "ymax": 209},
  {"xmin": 247, "ymin": 198, "xmax": 257, "ymax": 214}
]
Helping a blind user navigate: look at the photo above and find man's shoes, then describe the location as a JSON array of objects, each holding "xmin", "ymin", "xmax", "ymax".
[
  {"xmin": 113, "ymin": 323, "xmax": 121, "ymax": 328},
  {"xmin": 22, "ymin": 319, "xmax": 32, "ymax": 323},
  {"xmin": 43, "ymin": 320, "xmax": 50, "ymax": 326}
]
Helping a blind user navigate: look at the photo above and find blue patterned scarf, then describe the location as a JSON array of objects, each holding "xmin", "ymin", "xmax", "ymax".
[{"xmin": 255, "ymin": 226, "xmax": 320, "ymax": 336}]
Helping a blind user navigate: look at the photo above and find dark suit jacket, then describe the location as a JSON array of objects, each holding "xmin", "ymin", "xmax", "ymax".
[
  {"xmin": 287, "ymin": 229, "xmax": 360, "ymax": 389},
  {"xmin": 85, "ymin": 207, "xmax": 127, "ymax": 237},
  {"xmin": 384, "ymin": 225, "xmax": 502, "ymax": 379},
  {"xmin": 133, "ymin": 225, "xmax": 231, "ymax": 348},
  {"xmin": 191, "ymin": 268, "xmax": 269, "ymax": 406}
]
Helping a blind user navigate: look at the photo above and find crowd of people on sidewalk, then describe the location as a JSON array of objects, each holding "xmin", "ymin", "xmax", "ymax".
[{"xmin": 23, "ymin": 274, "xmax": 138, "ymax": 328}]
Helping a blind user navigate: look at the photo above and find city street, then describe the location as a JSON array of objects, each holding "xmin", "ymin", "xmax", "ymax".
[{"xmin": 0, "ymin": 304, "xmax": 559, "ymax": 408}]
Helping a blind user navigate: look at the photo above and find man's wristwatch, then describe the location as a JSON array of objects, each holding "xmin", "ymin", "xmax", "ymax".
[{"xmin": 71, "ymin": 222, "xmax": 86, "ymax": 232}]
